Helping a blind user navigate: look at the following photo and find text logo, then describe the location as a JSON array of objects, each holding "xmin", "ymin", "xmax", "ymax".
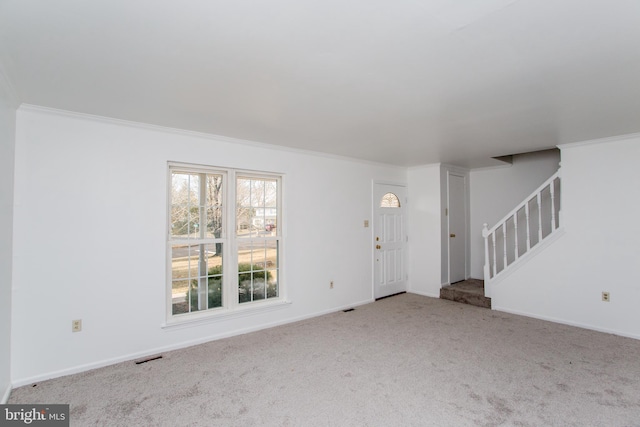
[{"xmin": 0, "ymin": 405, "xmax": 69, "ymax": 427}]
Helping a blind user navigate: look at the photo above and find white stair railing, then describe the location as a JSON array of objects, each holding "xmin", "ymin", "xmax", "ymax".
[{"xmin": 482, "ymin": 170, "xmax": 561, "ymax": 295}]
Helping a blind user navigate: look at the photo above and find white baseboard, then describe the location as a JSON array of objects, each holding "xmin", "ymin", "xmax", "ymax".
[
  {"xmin": 408, "ymin": 290, "xmax": 440, "ymax": 299},
  {"xmin": 12, "ymin": 298, "xmax": 375, "ymax": 388},
  {"xmin": 1, "ymin": 383, "xmax": 11, "ymax": 404},
  {"xmin": 493, "ymin": 305, "xmax": 640, "ymax": 341}
]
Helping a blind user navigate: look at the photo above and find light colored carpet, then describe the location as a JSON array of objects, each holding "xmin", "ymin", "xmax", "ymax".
[{"xmin": 9, "ymin": 293, "xmax": 640, "ymax": 426}]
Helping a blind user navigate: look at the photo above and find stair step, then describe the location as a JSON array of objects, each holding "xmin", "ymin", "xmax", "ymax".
[{"xmin": 440, "ymin": 279, "xmax": 491, "ymax": 309}]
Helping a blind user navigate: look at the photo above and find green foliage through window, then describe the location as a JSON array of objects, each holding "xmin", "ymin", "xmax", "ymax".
[{"xmin": 185, "ymin": 264, "xmax": 276, "ymax": 310}]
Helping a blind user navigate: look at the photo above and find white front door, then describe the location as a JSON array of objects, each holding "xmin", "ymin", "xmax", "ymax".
[
  {"xmin": 448, "ymin": 174, "xmax": 466, "ymax": 283},
  {"xmin": 373, "ymin": 183, "xmax": 407, "ymax": 299}
]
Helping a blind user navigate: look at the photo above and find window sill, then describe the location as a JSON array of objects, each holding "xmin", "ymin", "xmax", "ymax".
[{"xmin": 161, "ymin": 299, "xmax": 292, "ymax": 330}]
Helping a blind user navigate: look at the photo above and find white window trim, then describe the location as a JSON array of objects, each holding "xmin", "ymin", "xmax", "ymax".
[
  {"xmin": 165, "ymin": 162, "xmax": 287, "ymax": 326},
  {"xmin": 161, "ymin": 299, "xmax": 292, "ymax": 329}
]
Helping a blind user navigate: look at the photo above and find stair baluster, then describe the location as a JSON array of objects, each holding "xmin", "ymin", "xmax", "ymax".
[
  {"xmin": 525, "ymin": 202, "xmax": 531, "ymax": 251},
  {"xmin": 537, "ymin": 192, "xmax": 543, "ymax": 243},
  {"xmin": 502, "ymin": 222, "xmax": 507, "ymax": 273},
  {"xmin": 514, "ymin": 211, "xmax": 519, "ymax": 261},
  {"xmin": 550, "ymin": 181, "xmax": 556, "ymax": 232},
  {"xmin": 482, "ymin": 170, "xmax": 561, "ymax": 295},
  {"xmin": 491, "ymin": 231, "xmax": 497, "ymax": 277}
]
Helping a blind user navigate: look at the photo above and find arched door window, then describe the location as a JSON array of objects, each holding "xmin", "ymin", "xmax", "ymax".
[{"xmin": 380, "ymin": 192, "xmax": 401, "ymax": 208}]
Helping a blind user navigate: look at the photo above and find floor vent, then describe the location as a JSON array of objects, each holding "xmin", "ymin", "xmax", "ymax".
[{"xmin": 135, "ymin": 355, "xmax": 163, "ymax": 365}]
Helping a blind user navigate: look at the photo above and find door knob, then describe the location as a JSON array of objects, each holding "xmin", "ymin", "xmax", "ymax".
[{"xmin": 450, "ymin": 233, "xmax": 456, "ymax": 238}]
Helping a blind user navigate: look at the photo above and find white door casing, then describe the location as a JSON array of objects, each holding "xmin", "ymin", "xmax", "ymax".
[
  {"xmin": 373, "ymin": 183, "xmax": 407, "ymax": 299},
  {"xmin": 448, "ymin": 174, "xmax": 466, "ymax": 283}
]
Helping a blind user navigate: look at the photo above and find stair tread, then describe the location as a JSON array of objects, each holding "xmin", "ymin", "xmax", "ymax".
[
  {"xmin": 440, "ymin": 279, "xmax": 491, "ymax": 309},
  {"xmin": 444, "ymin": 278, "xmax": 485, "ymax": 295}
]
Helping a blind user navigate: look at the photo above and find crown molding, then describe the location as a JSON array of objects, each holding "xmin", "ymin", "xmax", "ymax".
[
  {"xmin": 558, "ymin": 132, "xmax": 640, "ymax": 150},
  {"xmin": 17, "ymin": 104, "xmax": 406, "ymax": 170},
  {"xmin": 407, "ymin": 162, "xmax": 440, "ymax": 171}
]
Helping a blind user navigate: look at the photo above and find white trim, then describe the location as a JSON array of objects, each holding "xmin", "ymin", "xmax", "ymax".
[
  {"xmin": 1, "ymin": 383, "xmax": 11, "ymax": 404},
  {"xmin": 492, "ymin": 306, "xmax": 640, "ymax": 341},
  {"xmin": 11, "ymin": 298, "xmax": 374, "ymax": 388},
  {"xmin": 441, "ymin": 163, "xmax": 470, "ymax": 175},
  {"xmin": 372, "ymin": 179, "xmax": 408, "ymax": 188},
  {"xmin": 407, "ymin": 162, "xmax": 440, "ymax": 172},
  {"xmin": 162, "ymin": 299, "xmax": 292, "ymax": 330},
  {"xmin": 557, "ymin": 132, "xmax": 640, "ymax": 150},
  {"xmin": 168, "ymin": 162, "xmax": 229, "ymax": 176},
  {"xmin": 408, "ymin": 290, "xmax": 440, "ymax": 299},
  {"xmin": 470, "ymin": 162, "xmax": 514, "ymax": 172},
  {"xmin": 17, "ymin": 104, "xmax": 402, "ymax": 168}
]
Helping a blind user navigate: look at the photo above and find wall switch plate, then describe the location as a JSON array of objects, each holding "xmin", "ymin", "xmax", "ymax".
[
  {"xmin": 602, "ymin": 292, "xmax": 610, "ymax": 302},
  {"xmin": 330, "ymin": 281, "xmax": 334, "ymax": 289},
  {"xmin": 364, "ymin": 220, "xmax": 369, "ymax": 228},
  {"xmin": 72, "ymin": 319, "xmax": 82, "ymax": 332}
]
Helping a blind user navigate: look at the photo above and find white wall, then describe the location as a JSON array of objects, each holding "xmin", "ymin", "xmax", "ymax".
[
  {"xmin": 11, "ymin": 106, "xmax": 406, "ymax": 384},
  {"xmin": 0, "ymin": 68, "xmax": 17, "ymax": 403},
  {"xmin": 469, "ymin": 150, "xmax": 561, "ymax": 278},
  {"xmin": 407, "ymin": 164, "xmax": 441, "ymax": 297},
  {"xmin": 492, "ymin": 135, "xmax": 640, "ymax": 338}
]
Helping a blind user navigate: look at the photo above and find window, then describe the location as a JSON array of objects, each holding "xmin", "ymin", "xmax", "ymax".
[
  {"xmin": 168, "ymin": 164, "xmax": 282, "ymax": 320},
  {"xmin": 380, "ymin": 192, "xmax": 401, "ymax": 208},
  {"xmin": 236, "ymin": 177, "xmax": 279, "ymax": 303}
]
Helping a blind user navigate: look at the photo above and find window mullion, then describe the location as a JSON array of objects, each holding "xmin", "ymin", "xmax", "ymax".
[
  {"xmin": 227, "ymin": 169, "xmax": 238, "ymax": 310},
  {"xmin": 198, "ymin": 173, "xmax": 207, "ymax": 310}
]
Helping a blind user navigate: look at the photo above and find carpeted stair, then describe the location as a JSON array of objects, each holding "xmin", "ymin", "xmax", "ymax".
[{"xmin": 440, "ymin": 278, "xmax": 491, "ymax": 309}]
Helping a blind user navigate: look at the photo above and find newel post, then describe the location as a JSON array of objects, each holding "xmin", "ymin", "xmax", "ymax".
[{"xmin": 482, "ymin": 223, "xmax": 491, "ymax": 297}]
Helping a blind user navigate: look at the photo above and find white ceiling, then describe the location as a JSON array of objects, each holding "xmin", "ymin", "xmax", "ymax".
[{"xmin": 1, "ymin": 0, "xmax": 639, "ymax": 168}]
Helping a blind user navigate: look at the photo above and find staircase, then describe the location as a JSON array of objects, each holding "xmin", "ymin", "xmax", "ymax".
[
  {"xmin": 440, "ymin": 170, "xmax": 562, "ymax": 308},
  {"xmin": 440, "ymin": 279, "xmax": 491, "ymax": 309},
  {"xmin": 482, "ymin": 169, "xmax": 562, "ymax": 297}
]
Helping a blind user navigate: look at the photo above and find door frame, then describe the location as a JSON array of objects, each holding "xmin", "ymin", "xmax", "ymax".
[
  {"xmin": 445, "ymin": 169, "xmax": 470, "ymax": 285},
  {"xmin": 372, "ymin": 181, "xmax": 407, "ymax": 300}
]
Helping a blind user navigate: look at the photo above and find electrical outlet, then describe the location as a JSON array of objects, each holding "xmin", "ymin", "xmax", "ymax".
[
  {"xmin": 330, "ymin": 281, "xmax": 334, "ymax": 289},
  {"xmin": 602, "ymin": 292, "xmax": 610, "ymax": 302},
  {"xmin": 363, "ymin": 220, "xmax": 369, "ymax": 228},
  {"xmin": 72, "ymin": 319, "xmax": 82, "ymax": 332}
]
